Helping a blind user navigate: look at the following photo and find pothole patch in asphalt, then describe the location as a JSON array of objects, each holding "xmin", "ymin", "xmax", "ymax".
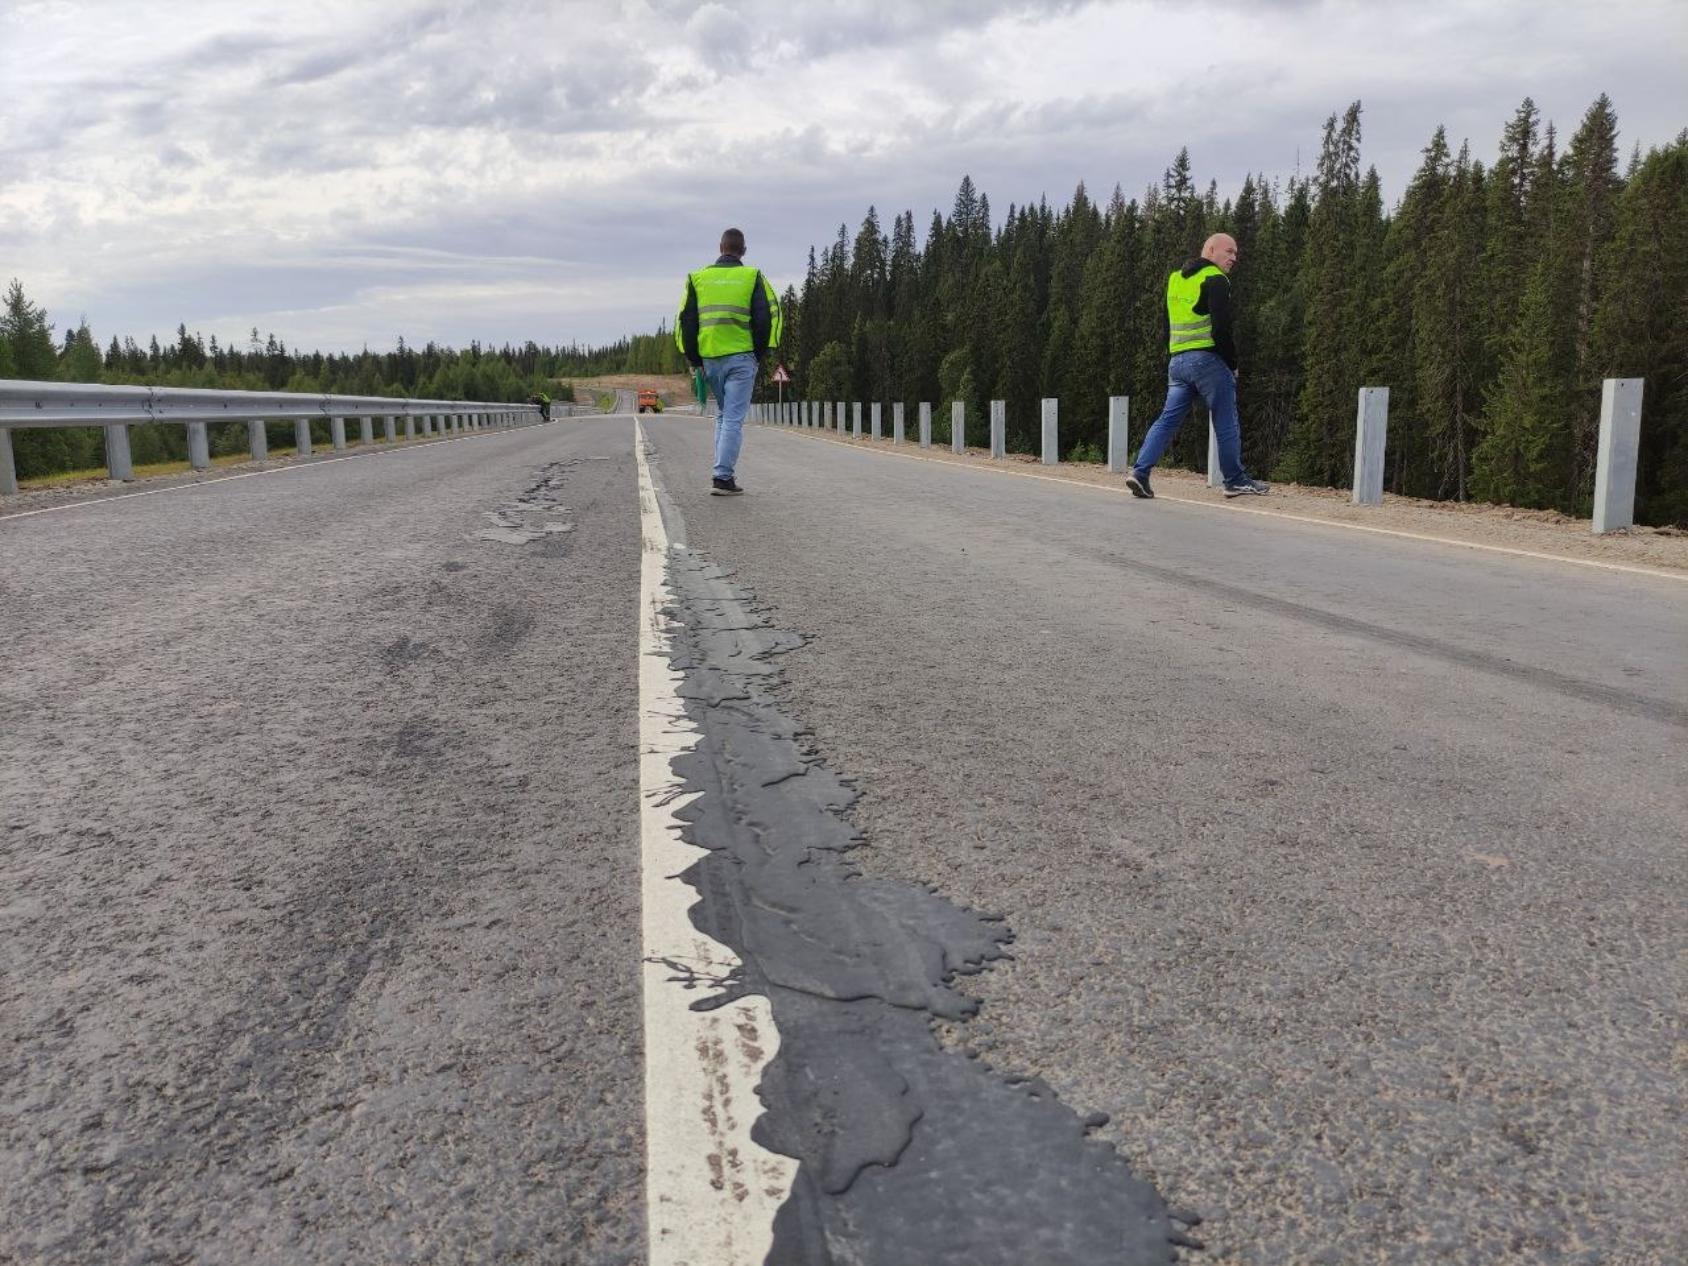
[
  {"xmin": 474, "ymin": 462, "xmax": 576, "ymax": 546},
  {"xmin": 661, "ymin": 547, "xmax": 1193, "ymax": 1264}
]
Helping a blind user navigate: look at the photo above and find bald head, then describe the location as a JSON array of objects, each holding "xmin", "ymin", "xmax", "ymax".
[{"xmin": 1202, "ymin": 233, "xmax": 1238, "ymax": 273}]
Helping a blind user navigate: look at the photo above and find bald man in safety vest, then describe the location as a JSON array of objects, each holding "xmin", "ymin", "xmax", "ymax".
[
  {"xmin": 1125, "ymin": 233, "xmax": 1269, "ymax": 500},
  {"xmin": 676, "ymin": 228, "xmax": 783, "ymax": 496}
]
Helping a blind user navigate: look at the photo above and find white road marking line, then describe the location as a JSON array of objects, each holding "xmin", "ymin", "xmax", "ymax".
[
  {"xmin": 0, "ymin": 420, "xmax": 562, "ymax": 523},
  {"xmin": 760, "ymin": 426, "xmax": 1688, "ymax": 585},
  {"xmin": 635, "ymin": 418, "xmax": 795, "ymax": 1265}
]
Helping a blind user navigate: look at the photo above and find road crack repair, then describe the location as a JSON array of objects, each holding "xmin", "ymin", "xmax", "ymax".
[{"xmin": 659, "ymin": 547, "xmax": 1192, "ymax": 1264}]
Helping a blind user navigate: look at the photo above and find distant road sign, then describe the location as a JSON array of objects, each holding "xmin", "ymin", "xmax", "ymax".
[{"xmin": 770, "ymin": 364, "xmax": 790, "ymax": 384}]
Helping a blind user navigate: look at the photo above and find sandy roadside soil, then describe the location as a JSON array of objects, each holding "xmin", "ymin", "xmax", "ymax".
[
  {"xmin": 566, "ymin": 373, "xmax": 692, "ymax": 405},
  {"xmin": 782, "ymin": 426, "xmax": 1688, "ymax": 577}
]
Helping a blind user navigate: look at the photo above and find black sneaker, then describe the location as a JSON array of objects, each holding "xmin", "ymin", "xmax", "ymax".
[
  {"xmin": 710, "ymin": 477, "xmax": 744, "ymax": 496},
  {"xmin": 1125, "ymin": 470, "xmax": 1155, "ymax": 499},
  {"xmin": 1223, "ymin": 476, "xmax": 1270, "ymax": 498}
]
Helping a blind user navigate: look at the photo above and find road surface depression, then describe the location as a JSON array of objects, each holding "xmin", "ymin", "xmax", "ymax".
[{"xmin": 658, "ymin": 544, "xmax": 1192, "ymax": 1265}]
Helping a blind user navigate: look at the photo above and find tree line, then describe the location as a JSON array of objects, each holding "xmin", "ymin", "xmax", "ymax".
[
  {"xmin": 768, "ymin": 96, "xmax": 1686, "ymax": 526},
  {"xmin": 0, "ymin": 286, "xmax": 594, "ymax": 480}
]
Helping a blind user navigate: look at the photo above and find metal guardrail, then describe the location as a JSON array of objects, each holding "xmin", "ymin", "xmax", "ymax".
[
  {"xmin": 0, "ymin": 378, "xmax": 548, "ymax": 495},
  {"xmin": 752, "ymin": 375, "xmax": 1652, "ymax": 536}
]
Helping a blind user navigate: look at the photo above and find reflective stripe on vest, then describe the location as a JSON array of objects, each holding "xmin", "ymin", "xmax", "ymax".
[
  {"xmin": 681, "ymin": 266, "xmax": 763, "ymax": 359},
  {"xmin": 1166, "ymin": 264, "xmax": 1224, "ymax": 355}
]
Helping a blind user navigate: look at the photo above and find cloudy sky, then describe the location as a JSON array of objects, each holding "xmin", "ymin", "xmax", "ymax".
[{"xmin": 2, "ymin": 0, "xmax": 1683, "ymax": 355}]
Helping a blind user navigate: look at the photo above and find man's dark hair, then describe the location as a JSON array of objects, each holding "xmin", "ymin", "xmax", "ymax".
[{"xmin": 720, "ymin": 227, "xmax": 746, "ymax": 257}]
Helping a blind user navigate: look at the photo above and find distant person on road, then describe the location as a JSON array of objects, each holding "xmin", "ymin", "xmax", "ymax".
[
  {"xmin": 1126, "ymin": 232, "xmax": 1269, "ymax": 500},
  {"xmin": 675, "ymin": 227, "xmax": 782, "ymax": 496},
  {"xmin": 528, "ymin": 392, "xmax": 551, "ymax": 422}
]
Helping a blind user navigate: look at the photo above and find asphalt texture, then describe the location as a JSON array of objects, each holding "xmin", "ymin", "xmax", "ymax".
[
  {"xmin": 1, "ymin": 419, "xmax": 645, "ymax": 1263},
  {"xmin": 650, "ymin": 522, "xmax": 1178, "ymax": 1264},
  {"xmin": 5, "ymin": 407, "xmax": 1684, "ymax": 1265},
  {"xmin": 642, "ymin": 415, "xmax": 1686, "ymax": 1266}
]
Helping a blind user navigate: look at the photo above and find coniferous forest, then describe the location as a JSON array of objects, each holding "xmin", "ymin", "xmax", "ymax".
[
  {"xmin": 0, "ymin": 297, "xmax": 699, "ymax": 480},
  {"xmin": 771, "ymin": 97, "xmax": 1687, "ymax": 527},
  {"xmin": 3, "ymin": 96, "xmax": 1682, "ymax": 523}
]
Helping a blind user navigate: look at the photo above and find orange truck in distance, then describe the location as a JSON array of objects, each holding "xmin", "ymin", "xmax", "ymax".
[{"xmin": 636, "ymin": 390, "xmax": 663, "ymax": 414}]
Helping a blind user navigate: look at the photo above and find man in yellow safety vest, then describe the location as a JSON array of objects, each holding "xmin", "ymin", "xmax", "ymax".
[
  {"xmin": 675, "ymin": 228, "xmax": 783, "ymax": 496},
  {"xmin": 1125, "ymin": 232, "xmax": 1269, "ymax": 500}
]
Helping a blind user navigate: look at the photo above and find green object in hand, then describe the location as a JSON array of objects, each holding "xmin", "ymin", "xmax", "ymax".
[{"xmin": 692, "ymin": 368, "xmax": 708, "ymax": 407}]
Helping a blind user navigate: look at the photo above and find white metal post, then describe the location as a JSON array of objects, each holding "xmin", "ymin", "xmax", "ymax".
[
  {"xmin": 1041, "ymin": 398, "xmax": 1058, "ymax": 465},
  {"xmin": 871, "ymin": 401, "xmax": 882, "ymax": 440},
  {"xmin": 0, "ymin": 428, "xmax": 18, "ymax": 495},
  {"xmin": 1351, "ymin": 387, "xmax": 1390, "ymax": 505},
  {"xmin": 1107, "ymin": 397, "xmax": 1128, "ymax": 473},
  {"xmin": 384, "ymin": 416, "xmax": 396, "ymax": 443},
  {"xmin": 990, "ymin": 400, "xmax": 1005, "ymax": 459},
  {"xmin": 359, "ymin": 416, "xmax": 373, "ymax": 446},
  {"xmin": 295, "ymin": 419, "xmax": 313, "ymax": 455},
  {"xmin": 1592, "ymin": 377, "xmax": 1644, "ymax": 534},
  {"xmin": 1206, "ymin": 422, "xmax": 1221, "ymax": 488},
  {"xmin": 893, "ymin": 402, "xmax": 905, "ymax": 444},
  {"xmin": 919, "ymin": 402, "xmax": 931, "ymax": 448},
  {"xmin": 330, "ymin": 416, "xmax": 347, "ymax": 450},
  {"xmin": 249, "ymin": 420, "xmax": 268, "ymax": 461},
  {"xmin": 187, "ymin": 421, "xmax": 210, "ymax": 470},
  {"xmin": 951, "ymin": 401, "xmax": 965, "ymax": 454},
  {"xmin": 105, "ymin": 424, "xmax": 134, "ymax": 481}
]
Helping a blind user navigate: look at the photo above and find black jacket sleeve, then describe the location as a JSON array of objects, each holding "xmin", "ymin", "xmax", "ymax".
[
  {"xmin": 750, "ymin": 273, "xmax": 770, "ymax": 363},
  {"xmin": 679, "ymin": 278, "xmax": 702, "ymax": 367},
  {"xmin": 1201, "ymin": 272, "xmax": 1237, "ymax": 370}
]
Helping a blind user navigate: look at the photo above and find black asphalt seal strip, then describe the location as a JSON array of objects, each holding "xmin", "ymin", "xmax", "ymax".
[{"xmin": 658, "ymin": 546, "xmax": 1185, "ymax": 1265}]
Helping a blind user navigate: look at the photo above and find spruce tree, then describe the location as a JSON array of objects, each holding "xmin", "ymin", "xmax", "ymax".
[{"xmin": 1282, "ymin": 103, "xmax": 1366, "ymax": 485}]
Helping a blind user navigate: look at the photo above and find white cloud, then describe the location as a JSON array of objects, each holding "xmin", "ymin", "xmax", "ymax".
[{"xmin": 0, "ymin": 0, "xmax": 1681, "ymax": 351}]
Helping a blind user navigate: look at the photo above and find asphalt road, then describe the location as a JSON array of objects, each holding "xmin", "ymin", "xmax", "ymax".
[
  {"xmin": 641, "ymin": 414, "xmax": 1686, "ymax": 1266},
  {"xmin": 2, "ymin": 420, "xmax": 647, "ymax": 1264},
  {"xmin": 3, "ymin": 410, "xmax": 1684, "ymax": 1265}
]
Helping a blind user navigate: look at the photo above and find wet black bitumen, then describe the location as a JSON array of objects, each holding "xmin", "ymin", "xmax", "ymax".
[{"xmin": 660, "ymin": 547, "xmax": 1185, "ymax": 1265}]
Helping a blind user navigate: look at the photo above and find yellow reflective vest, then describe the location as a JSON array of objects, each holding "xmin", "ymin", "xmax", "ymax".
[
  {"xmin": 1166, "ymin": 264, "xmax": 1225, "ymax": 355},
  {"xmin": 675, "ymin": 264, "xmax": 783, "ymax": 360}
]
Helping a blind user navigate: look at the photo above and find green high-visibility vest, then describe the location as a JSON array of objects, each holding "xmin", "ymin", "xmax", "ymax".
[
  {"xmin": 1166, "ymin": 264, "xmax": 1225, "ymax": 355},
  {"xmin": 675, "ymin": 265, "xmax": 783, "ymax": 360}
]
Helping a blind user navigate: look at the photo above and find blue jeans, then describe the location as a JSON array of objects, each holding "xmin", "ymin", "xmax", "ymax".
[
  {"xmin": 704, "ymin": 352, "xmax": 757, "ymax": 480},
  {"xmin": 1133, "ymin": 351, "xmax": 1246, "ymax": 485}
]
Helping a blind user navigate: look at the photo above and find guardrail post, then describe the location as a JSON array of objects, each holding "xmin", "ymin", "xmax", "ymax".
[
  {"xmin": 870, "ymin": 401, "xmax": 882, "ymax": 440},
  {"xmin": 359, "ymin": 416, "xmax": 373, "ymax": 446},
  {"xmin": 330, "ymin": 415, "xmax": 347, "ymax": 450},
  {"xmin": 990, "ymin": 400, "xmax": 1005, "ymax": 459},
  {"xmin": 0, "ymin": 428, "xmax": 17, "ymax": 495},
  {"xmin": 384, "ymin": 416, "xmax": 396, "ymax": 443},
  {"xmin": 187, "ymin": 422, "xmax": 211, "ymax": 470},
  {"xmin": 893, "ymin": 402, "xmax": 905, "ymax": 444},
  {"xmin": 919, "ymin": 402, "xmax": 932, "ymax": 448},
  {"xmin": 951, "ymin": 401, "xmax": 965, "ymax": 454},
  {"xmin": 105, "ymin": 424, "xmax": 135, "ymax": 481},
  {"xmin": 1351, "ymin": 387, "xmax": 1390, "ymax": 505},
  {"xmin": 851, "ymin": 402, "xmax": 862, "ymax": 438},
  {"xmin": 1041, "ymin": 398, "xmax": 1058, "ymax": 465},
  {"xmin": 404, "ymin": 414, "xmax": 415, "ymax": 440},
  {"xmin": 1592, "ymin": 377, "xmax": 1644, "ymax": 534},
  {"xmin": 834, "ymin": 401, "xmax": 843, "ymax": 432},
  {"xmin": 1206, "ymin": 422, "xmax": 1221, "ymax": 488},
  {"xmin": 1108, "ymin": 397, "xmax": 1128, "ymax": 472},
  {"xmin": 248, "ymin": 420, "xmax": 268, "ymax": 461},
  {"xmin": 295, "ymin": 419, "xmax": 313, "ymax": 455}
]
